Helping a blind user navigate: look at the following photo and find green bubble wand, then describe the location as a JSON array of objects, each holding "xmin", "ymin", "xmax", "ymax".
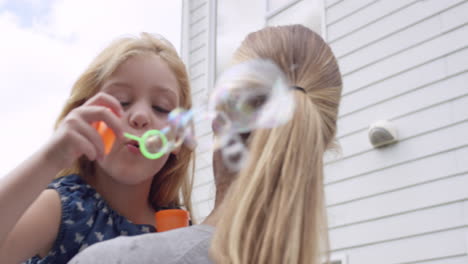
[{"xmin": 123, "ymin": 129, "xmax": 168, "ymax": 160}]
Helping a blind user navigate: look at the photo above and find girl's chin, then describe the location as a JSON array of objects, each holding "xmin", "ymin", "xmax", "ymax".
[
  {"xmin": 110, "ymin": 173, "xmax": 154, "ymax": 186},
  {"xmin": 95, "ymin": 163, "xmax": 153, "ymax": 185},
  {"xmin": 95, "ymin": 151, "xmax": 169, "ymax": 184}
]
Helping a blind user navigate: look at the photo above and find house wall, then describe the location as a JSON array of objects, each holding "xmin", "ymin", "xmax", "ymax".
[
  {"xmin": 324, "ymin": 0, "xmax": 468, "ymax": 263},
  {"xmin": 182, "ymin": 0, "xmax": 468, "ymax": 262}
]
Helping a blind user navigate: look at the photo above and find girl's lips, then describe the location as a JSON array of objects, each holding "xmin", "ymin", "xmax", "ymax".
[{"xmin": 126, "ymin": 143, "xmax": 141, "ymax": 155}]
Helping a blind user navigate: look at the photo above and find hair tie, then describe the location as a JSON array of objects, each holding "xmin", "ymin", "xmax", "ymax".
[{"xmin": 292, "ymin": 86, "xmax": 306, "ymax": 93}]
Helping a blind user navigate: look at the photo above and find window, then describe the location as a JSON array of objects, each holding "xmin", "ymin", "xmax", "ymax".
[
  {"xmin": 212, "ymin": 0, "xmax": 326, "ymax": 86},
  {"xmin": 214, "ymin": 0, "xmax": 265, "ymax": 77},
  {"xmin": 267, "ymin": 0, "xmax": 299, "ymax": 12}
]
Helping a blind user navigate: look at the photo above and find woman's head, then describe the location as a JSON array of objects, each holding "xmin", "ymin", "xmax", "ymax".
[
  {"xmin": 55, "ymin": 32, "xmax": 194, "ymax": 211},
  {"xmin": 231, "ymin": 25, "xmax": 342, "ymax": 146},
  {"xmin": 211, "ymin": 25, "xmax": 342, "ymax": 264}
]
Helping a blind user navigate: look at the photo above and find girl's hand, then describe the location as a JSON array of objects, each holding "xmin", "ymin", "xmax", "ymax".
[{"xmin": 44, "ymin": 92, "xmax": 124, "ymax": 170}]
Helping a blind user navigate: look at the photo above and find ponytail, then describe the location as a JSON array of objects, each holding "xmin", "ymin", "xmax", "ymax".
[
  {"xmin": 210, "ymin": 24, "xmax": 342, "ymax": 264},
  {"xmin": 211, "ymin": 93, "xmax": 329, "ymax": 264}
]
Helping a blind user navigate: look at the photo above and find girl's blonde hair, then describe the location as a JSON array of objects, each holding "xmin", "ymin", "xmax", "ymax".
[
  {"xmin": 54, "ymin": 32, "xmax": 194, "ymax": 214},
  {"xmin": 211, "ymin": 25, "xmax": 342, "ymax": 263}
]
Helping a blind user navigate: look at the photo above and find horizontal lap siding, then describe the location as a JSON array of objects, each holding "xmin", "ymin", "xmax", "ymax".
[
  {"xmin": 344, "ymin": 227, "xmax": 468, "ymax": 264},
  {"xmin": 185, "ymin": 0, "xmax": 215, "ymax": 222},
  {"xmin": 325, "ymin": 0, "xmax": 468, "ymax": 262}
]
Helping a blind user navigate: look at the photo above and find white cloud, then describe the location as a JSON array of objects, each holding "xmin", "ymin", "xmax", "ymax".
[{"xmin": 0, "ymin": 0, "xmax": 182, "ymax": 178}]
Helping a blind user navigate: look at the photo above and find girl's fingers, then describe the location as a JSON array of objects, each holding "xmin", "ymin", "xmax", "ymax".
[
  {"xmin": 63, "ymin": 106, "xmax": 120, "ymax": 159},
  {"xmin": 71, "ymin": 119, "xmax": 105, "ymax": 159},
  {"xmin": 74, "ymin": 105, "xmax": 124, "ymax": 139},
  {"xmin": 69, "ymin": 131, "xmax": 99, "ymax": 161},
  {"xmin": 54, "ymin": 92, "xmax": 125, "ymax": 162}
]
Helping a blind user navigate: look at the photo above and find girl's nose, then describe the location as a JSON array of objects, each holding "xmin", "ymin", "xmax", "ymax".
[{"xmin": 129, "ymin": 107, "xmax": 150, "ymax": 129}]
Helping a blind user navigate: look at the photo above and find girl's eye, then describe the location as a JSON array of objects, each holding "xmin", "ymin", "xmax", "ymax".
[
  {"xmin": 152, "ymin": 106, "xmax": 171, "ymax": 114},
  {"xmin": 120, "ymin": 102, "xmax": 130, "ymax": 107}
]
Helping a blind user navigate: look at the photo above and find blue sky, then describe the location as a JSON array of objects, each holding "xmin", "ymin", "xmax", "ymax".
[
  {"xmin": 0, "ymin": 0, "xmax": 54, "ymax": 27},
  {"xmin": 0, "ymin": 0, "xmax": 182, "ymax": 178}
]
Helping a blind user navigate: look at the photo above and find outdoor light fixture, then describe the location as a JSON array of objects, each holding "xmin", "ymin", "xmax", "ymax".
[{"xmin": 368, "ymin": 120, "xmax": 399, "ymax": 148}]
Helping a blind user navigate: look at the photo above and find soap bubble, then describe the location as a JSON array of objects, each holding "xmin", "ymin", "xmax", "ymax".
[
  {"xmin": 209, "ymin": 59, "xmax": 295, "ymax": 135},
  {"xmin": 144, "ymin": 133, "xmax": 165, "ymax": 153},
  {"xmin": 139, "ymin": 108, "xmax": 196, "ymax": 156},
  {"xmin": 208, "ymin": 59, "xmax": 295, "ymax": 170},
  {"xmin": 166, "ymin": 108, "xmax": 195, "ymax": 149},
  {"xmin": 219, "ymin": 133, "xmax": 249, "ymax": 172}
]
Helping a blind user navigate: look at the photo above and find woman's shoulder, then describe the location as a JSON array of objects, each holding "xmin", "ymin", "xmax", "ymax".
[{"xmin": 69, "ymin": 225, "xmax": 214, "ymax": 264}]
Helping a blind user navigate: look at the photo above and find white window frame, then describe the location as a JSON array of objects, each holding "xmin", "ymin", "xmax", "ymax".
[
  {"xmin": 265, "ymin": 0, "xmax": 328, "ymax": 40},
  {"xmin": 266, "ymin": 0, "xmax": 303, "ymax": 20},
  {"xmin": 320, "ymin": 0, "xmax": 327, "ymax": 41},
  {"xmin": 208, "ymin": 0, "xmax": 217, "ymax": 90}
]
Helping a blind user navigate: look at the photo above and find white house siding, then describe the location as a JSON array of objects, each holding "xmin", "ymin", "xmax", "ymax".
[
  {"xmin": 182, "ymin": 0, "xmax": 468, "ymax": 263},
  {"xmin": 324, "ymin": 0, "xmax": 468, "ymax": 263},
  {"xmin": 181, "ymin": 0, "xmax": 216, "ymax": 222}
]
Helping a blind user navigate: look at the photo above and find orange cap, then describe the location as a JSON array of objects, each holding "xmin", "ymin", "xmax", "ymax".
[
  {"xmin": 155, "ymin": 209, "xmax": 190, "ymax": 232},
  {"xmin": 92, "ymin": 121, "xmax": 116, "ymax": 155}
]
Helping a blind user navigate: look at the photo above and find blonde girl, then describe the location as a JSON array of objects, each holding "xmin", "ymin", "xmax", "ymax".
[{"xmin": 0, "ymin": 32, "xmax": 194, "ymax": 263}]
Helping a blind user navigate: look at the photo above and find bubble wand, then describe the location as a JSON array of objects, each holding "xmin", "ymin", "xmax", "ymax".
[{"xmin": 123, "ymin": 130, "xmax": 168, "ymax": 160}]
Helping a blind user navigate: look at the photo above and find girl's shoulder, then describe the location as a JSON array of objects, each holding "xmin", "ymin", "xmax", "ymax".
[
  {"xmin": 46, "ymin": 174, "xmax": 102, "ymax": 221},
  {"xmin": 48, "ymin": 174, "xmax": 96, "ymax": 204},
  {"xmin": 47, "ymin": 174, "xmax": 155, "ymax": 233}
]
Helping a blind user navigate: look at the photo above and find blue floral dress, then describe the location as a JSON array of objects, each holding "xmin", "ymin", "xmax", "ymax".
[{"xmin": 24, "ymin": 174, "xmax": 156, "ymax": 263}]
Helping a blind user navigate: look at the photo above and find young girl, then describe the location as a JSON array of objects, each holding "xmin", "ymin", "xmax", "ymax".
[{"xmin": 0, "ymin": 32, "xmax": 194, "ymax": 263}]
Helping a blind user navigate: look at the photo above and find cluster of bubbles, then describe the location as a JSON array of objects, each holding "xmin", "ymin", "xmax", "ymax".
[{"xmin": 126, "ymin": 59, "xmax": 296, "ymax": 171}]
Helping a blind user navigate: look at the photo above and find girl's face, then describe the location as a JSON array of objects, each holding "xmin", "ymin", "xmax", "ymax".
[{"xmin": 97, "ymin": 53, "xmax": 180, "ymax": 185}]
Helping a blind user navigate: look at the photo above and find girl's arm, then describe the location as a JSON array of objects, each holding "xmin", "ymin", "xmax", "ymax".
[
  {"xmin": 0, "ymin": 188, "xmax": 61, "ymax": 263},
  {"xmin": 0, "ymin": 92, "xmax": 124, "ymax": 262},
  {"xmin": 0, "ymin": 146, "xmax": 62, "ymax": 256}
]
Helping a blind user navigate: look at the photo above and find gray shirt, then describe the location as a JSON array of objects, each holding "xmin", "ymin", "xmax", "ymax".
[{"xmin": 68, "ymin": 225, "xmax": 215, "ymax": 264}]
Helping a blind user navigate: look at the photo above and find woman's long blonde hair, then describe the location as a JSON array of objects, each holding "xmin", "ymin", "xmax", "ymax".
[
  {"xmin": 211, "ymin": 25, "xmax": 342, "ymax": 263},
  {"xmin": 54, "ymin": 32, "xmax": 194, "ymax": 214}
]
